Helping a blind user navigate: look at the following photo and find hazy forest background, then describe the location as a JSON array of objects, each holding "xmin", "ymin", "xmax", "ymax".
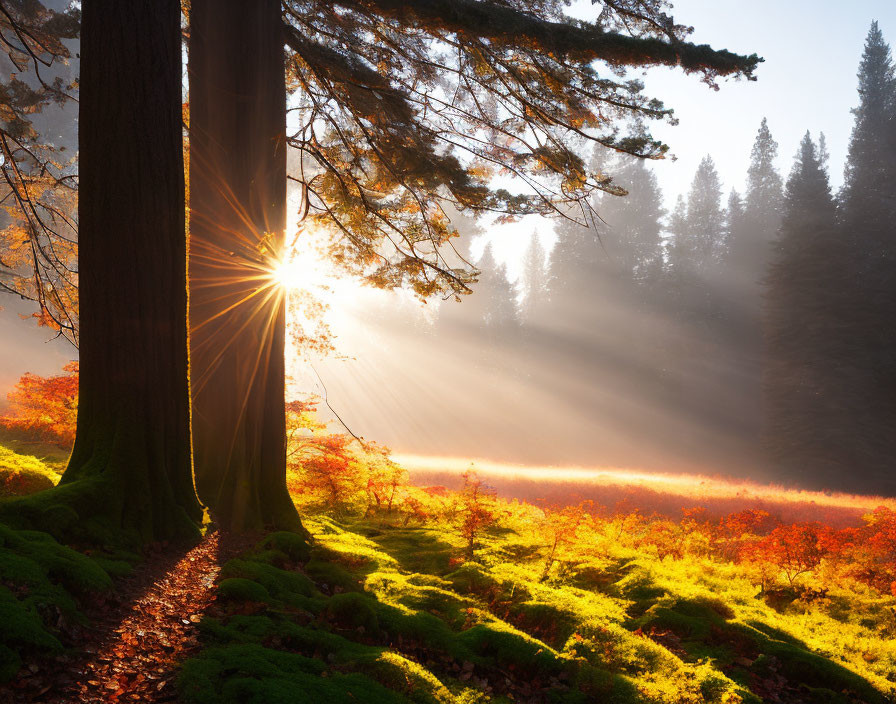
[{"xmin": 302, "ymin": 19, "xmax": 896, "ymax": 498}]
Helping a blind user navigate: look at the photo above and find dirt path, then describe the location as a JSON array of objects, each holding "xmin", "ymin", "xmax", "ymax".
[{"xmin": 3, "ymin": 530, "xmax": 235, "ymax": 704}]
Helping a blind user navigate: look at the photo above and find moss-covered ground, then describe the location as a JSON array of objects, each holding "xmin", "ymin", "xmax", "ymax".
[{"xmin": 178, "ymin": 513, "xmax": 896, "ymax": 704}]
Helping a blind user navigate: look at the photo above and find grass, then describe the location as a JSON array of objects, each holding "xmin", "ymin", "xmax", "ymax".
[{"xmin": 179, "ymin": 511, "xmax": 896, "ymax": 704}]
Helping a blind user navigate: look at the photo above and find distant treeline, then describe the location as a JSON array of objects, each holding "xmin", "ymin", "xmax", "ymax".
[{"xmin": 362, "ymin": 22, "xmax": 896, "ymax": 496}]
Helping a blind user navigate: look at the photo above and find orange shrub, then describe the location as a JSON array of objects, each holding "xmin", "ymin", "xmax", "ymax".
[{"xmin": 1, "ymin": 362, "xmax": 78, "ymax": 448}]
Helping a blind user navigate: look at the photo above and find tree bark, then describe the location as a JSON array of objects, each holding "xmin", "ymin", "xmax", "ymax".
[
  {"xmin": 51, "ymin": 0, "xmax": 201, "ymax": 542},
  {"xmin": 188, "ymin": 0, "xmax": 303, "ymax": 533}
]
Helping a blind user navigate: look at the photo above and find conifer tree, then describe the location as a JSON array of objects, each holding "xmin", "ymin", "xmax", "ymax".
[
  {"xmin": 475, "ymin": 243, "xmax": 520, "ymax": 336},
  {"xmin": 519, "ymin": 232, "xmax": 548, "ymax": 323},
  {"xmin": 833, "ymin": 21, "xmax": 896, "ymax": 492},
  {"xmin": 724, "ymin": 189, "xmax": 746, "ymax": 253},
  {"xmin": 596, "ymin": 156, "xmax": 665, "ymax": 290},
  {"xmin": 188, "ymin": 0, "xmax": 303, "ymax": 533},
  {"xmin": 672, "ymin": 155, "xmax": 726, "ymax": 273},
  {"xmin": 764, "ymin": 133, "xmax": 852, "ymax": 490},
  {"xmin": 666, "ymin": 156, "xmax": 726, "ymax": 323},
  {"xmin": 733, "ymin": 118, "xmax": 783, "ymax": 277}
]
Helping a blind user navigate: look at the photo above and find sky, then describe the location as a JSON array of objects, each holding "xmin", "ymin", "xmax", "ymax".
[{"xmin": 484, "ymin": 0, "xmax": 896, "ymax": 282}]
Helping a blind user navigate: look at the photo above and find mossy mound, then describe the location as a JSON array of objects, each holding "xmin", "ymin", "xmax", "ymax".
[
  {"xmin": 0, "ymin": 446, "xmax": 61, "ymax": 498},
  {"xmin": 0, "ymin": 521, "xmax": 120, "ymax": 683},
  {"xmin": 256, "ymin": 531, "xmax": 311, "ymax": 564},
  {"xmin": 178, "ymin": 643, "xmax": 405, "ymax": 704}
]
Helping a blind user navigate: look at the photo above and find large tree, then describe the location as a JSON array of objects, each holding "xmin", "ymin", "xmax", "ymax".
[
  {"xmin": 188, "ymin": 0, "xmax": 303, "ymax": 533},
  {"xmin": 0, "ymin": 0, "xmax": 202, "ymax": 543}
]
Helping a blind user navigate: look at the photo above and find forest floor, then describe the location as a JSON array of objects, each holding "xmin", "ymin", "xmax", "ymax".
[
  {"xmin": 2, "ymin": 437, "xmax": 896, "ymax": 704},
  {"xmin": 1, "ymin": 531, "xmax": 255, "ymax": 704}
]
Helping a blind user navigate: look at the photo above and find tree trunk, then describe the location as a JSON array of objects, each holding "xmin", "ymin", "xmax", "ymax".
[
  {"xmin": 188, "ymin": 0, "xmax": 303, "ymax": 533},
  {"xmin": 48, "ymin": 0, "xmax": 201, "ymax": 543}
]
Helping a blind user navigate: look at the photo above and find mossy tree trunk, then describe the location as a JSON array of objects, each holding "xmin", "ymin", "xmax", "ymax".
[
  {"xmin": 188, "ymin": 0, "xmax": 303, "ymax": 533},
  {"xmin": 53, "ymin": 0, "xmax": 202, "ymax": 543}
]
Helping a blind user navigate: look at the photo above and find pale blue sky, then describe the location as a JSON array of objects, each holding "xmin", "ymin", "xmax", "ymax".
[
  {"xmin": 484, "ymin": 0, "xmax": 896, "ymax": 280},
  {"xmin": 645, "ymin": 0, "xmax": 896, "ymax": 204}
]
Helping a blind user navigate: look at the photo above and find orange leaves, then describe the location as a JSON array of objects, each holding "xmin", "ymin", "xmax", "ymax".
[
  {"xmin": 1, "ymin": 362, "xmax": 78, "ymax": 448},
  {"xmin": 454, "ymin": 470, "xmax": 499, "ymax": 561},
  {"xmin": 286, "ymin": 396, "xmax": 410, "ymax": 516}
]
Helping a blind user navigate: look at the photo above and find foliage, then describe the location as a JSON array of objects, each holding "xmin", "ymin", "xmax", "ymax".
[
  {"xmin": 1, "ymin": 362, "xmax": 78, "ymax": 448},
  {"xmin": 0, "ymin": 521, "xmax": 123, "ymax": 684},
  {"xmin": 280, "ymin": 0, "xmax": 759, "ymax": 298},
  {"xmin": 453, "ymin": 470, "xmax": 498, "ymax": 561},
  {"xmin": 179, "ymin": 469, "xmax": 896, "ymax": 704},
  {"xmin": 0, "ymin": 0, "xmax": 79, "ymax": 344}
]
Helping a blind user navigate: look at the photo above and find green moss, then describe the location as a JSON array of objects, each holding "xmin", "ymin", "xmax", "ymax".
[
  {"xmin": 0, "ymin": 520, "xmax": 126, "ymax": 684},
  {"xmin": 0, "ymin": 586, "xmax": 62, "ymax": 651},
  {"xmin": 0, "ymin": 446, "xmax": 61, "ymax": 497},
  {"xmin": 446, "ymin": 562, "xmax": 501, "ymax": 596},
  {"xmin": 178, "ymin": 644, "xmax": 406, "ymax": 704},
  {"xmin": 368, "ymin": 528, "xmax": 455, "ymax": 575},
  {"xmin": 183, "ymin": 518, "xmax": 893, "ymax": 704},
  {"xmin": 756, "ymin": 643, "xmax": 887, "ymax": 703},
  {"xmin": 221, "ymin": 559, "xmax": 316, "ymax": 600},
  {"xmin": 257, "ymin": 532, "xmax": 311, "ymax": 564},
  {"xmin": 325, "ymin": 592, "xmax": 380, "ymax": 634},
  {"xmin": 304, "ymin": 559, "xmax": 361, "ymax": 593},
  {"xmin": 458, "ymin": 621, "xmax": 564, "ymax": 676},
  {"xmin": 218, "ymin": 578, "xmax": 271, "ymax": 603},
  {"xmin": 511, "ymin": 601, "xmax": 577, "ymax": 647}
]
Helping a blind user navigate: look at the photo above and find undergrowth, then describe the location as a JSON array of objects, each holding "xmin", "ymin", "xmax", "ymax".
[{"xmin": 179, "ymin": 507, "xmax": 896, "ymax": 704}]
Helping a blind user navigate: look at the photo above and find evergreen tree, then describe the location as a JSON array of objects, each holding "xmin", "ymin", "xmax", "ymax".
[
  {"xmin": 519, "ymin": 231, "xmax": 548, "ymax": 323},
  {"xmin": 189, "ymin": 0, "xmax": 303, "ymax": 533},
  {"xmin": 721, "ymin": 122, "xmax": 782, "ymax": 451},
  {"xmin": 724, "ymin": 189, "xmax": 746, "ymax": 252},
  {"xmin": 475, "ymin": 243, "xmax": 520, "ymax": 336},
  {"xmin": 764, "ymin": 133, "xmax": 854, "ymax": 490},
  {"xmin": 672, "ymin": 156, "xmax": 726, "ymax": 273},
  {"xmin": 666, "ymin": 156, "xmax": 726, "ymax": 322},
  {"xmin": 596, "ymin": 156, "xmax": 665, "ymax": 290},
  {"xmin": 841, "ymin": 21, "xmax": 896, "ymax": 221},
  {"xmin": 833, "ymin": 21, "xmax": 896, "ymax": 492},
  {"xmin": 734, "ymin": 118, "xmax": 783, "ymax": 277}
]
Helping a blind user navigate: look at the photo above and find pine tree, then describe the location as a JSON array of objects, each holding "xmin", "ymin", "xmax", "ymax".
[
  {"xmin": 735, "ymin": 118, "xmax": 784, "ymax": 275},
  {"xmin": 596, "ymin": 156, "xmax": 665, "ymax": 290},
  {"xmin": 519, "ymin": 232, "xmax": 548, "ymax": 323},
  {"xmin": 674, "ymin": 156, "xmax": 726, "ymax": 273},
  {"xmin": 476, "ymin": 243, "xmax": 520, "ymax": 336},
  {"xmin": 188, "ymin": 0, "xmax": 304, "ymax": 533},
  {"xmin": 764, "ymin": 133, "xmax": 854, "ymax": 490},
  {"xmin": 721, "ymin": 122, "xmax": 782, "ymax": 452},
  {"xmin": 725, "ymin": 189, "xmax": 746, "ymax": 251},
  {"xmin": 666, "ymin": 156, "xmax": 726, "ymax": 323},
  {"xmin": 833, "ymin": 21, "xmax": 896, "ymax": 493}
]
